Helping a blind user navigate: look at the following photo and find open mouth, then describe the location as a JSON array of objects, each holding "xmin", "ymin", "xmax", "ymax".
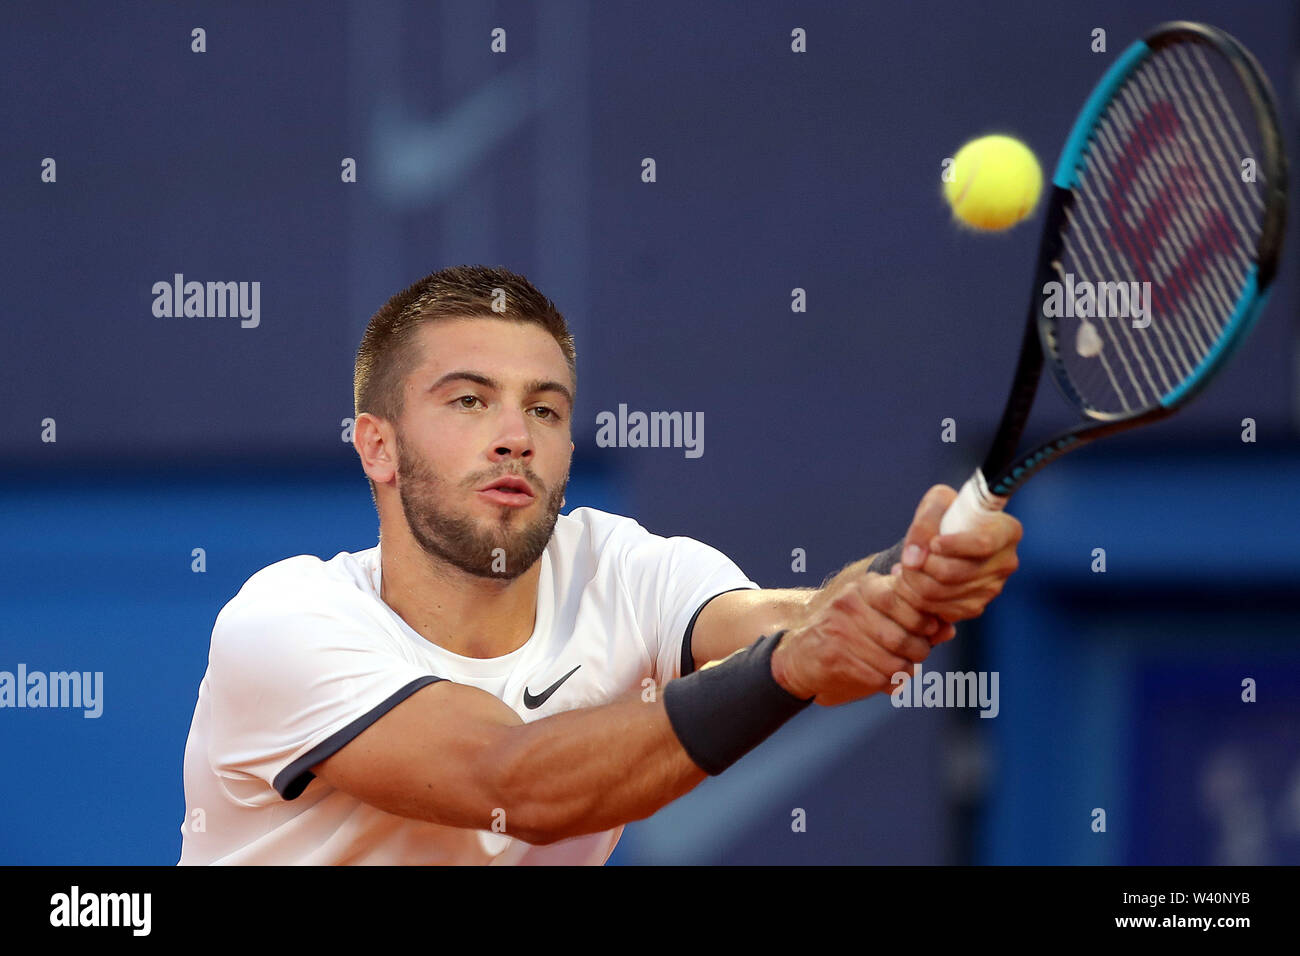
[{"xmin": 477, "ymin": 476, "xmax": 535, "ymax": 507}]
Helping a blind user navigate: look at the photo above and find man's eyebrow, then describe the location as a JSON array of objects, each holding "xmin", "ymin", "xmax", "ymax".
[
  {"xmin": 428, "ymin": 371, "xmax": 499, "ymax": 393},
  {"xmin": 525, "ymin": 379, "xmax": 574, "ymax": 406},
  {"xmin": 428, "ymin": 371, "xmax": 573, "ymax": 406}
]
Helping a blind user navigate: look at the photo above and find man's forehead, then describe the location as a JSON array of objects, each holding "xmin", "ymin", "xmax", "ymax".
[{"xmin": 412, "ymin": 317, "xmax": 569, "ymax": 378}]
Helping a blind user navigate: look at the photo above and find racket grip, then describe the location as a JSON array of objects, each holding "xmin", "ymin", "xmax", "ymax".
[{"xmin": 940, "ymin": 469, "xmax": 1009, "ymax": 535}]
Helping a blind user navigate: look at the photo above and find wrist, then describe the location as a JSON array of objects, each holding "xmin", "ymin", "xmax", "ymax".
[
  {"xmin": 663, "ymin": 631, "xmax": 813, "ymax": 775},
  {"xmin": 770, "ymin": 630, "xmax": 812, "ymax": 701}
]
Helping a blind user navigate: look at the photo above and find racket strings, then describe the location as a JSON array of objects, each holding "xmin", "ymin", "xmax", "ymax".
[
  {"xmin": 1066, "ymin": 130, "xmax": 1194, "ymax": 409},
  {"xmin": 1110, "ymin": 79, "xmax": 1236, "ymax": 369},
  {"xmin": 1053, "ymin": 39, "xmax": 1268, "ymax": 417},
  {"xmin": 1179, "ymin": 44, "xmax": 1267, "ymax": 220},
  {"xmin": 1069, "ymin": 178, "xmax": 1169, "ymax": 407},
  {"xmin": 1087, "ymin": 47, "xmax": 1259, "ymax": 401},
  {"xmin": 1082, "ymin": 62, "xmax": 1247, "ymax": 401}
]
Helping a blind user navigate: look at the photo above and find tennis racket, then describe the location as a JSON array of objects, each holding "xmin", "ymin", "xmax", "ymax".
[{"xmin": 941, "ymin": 20, "xmax": 1288, "ymax": 535}]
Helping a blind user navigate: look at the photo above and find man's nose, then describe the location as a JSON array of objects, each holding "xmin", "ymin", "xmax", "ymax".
[{"xmin": 488, "ymin": 408, "xmax": 533, "ymax": 461}]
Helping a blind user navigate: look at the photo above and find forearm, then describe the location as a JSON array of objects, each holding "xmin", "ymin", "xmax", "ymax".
[
  {"xmin": 688, "ymin": 540, "xmax": 905, "ymax": 669},
  {"xmin": 493, "ymin": 691, "xmax": 706, "ymax": 844},
  {"xmin": 689, "ymin": 587, "xmax": 816, "ymax": 669}
]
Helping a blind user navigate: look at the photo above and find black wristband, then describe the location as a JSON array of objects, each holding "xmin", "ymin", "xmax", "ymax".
[
  {"xmin": 662, "ymin": 631, "xmax": 813, "ymax": 776},
  {"xmin": 866, "ymin": 539, "xmax": 905, "ymax": 576}
]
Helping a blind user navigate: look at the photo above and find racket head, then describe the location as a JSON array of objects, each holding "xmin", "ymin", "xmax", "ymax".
[
  {"xmin": 974, "ymin": 21, "xmax": 1287, "ymax": 501},
  {"xmin": 1038, "ymin": 20, "xmax": 1287, "ymax": 424}
]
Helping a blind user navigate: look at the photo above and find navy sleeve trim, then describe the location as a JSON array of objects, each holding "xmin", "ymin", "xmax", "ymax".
[
  {"xmin": 272, "ymin": 675, "xmax": 444, "ymax": 801},
  {"xmin": 679, "ymin": 587, "xmax": 755, "ymax": 679}
]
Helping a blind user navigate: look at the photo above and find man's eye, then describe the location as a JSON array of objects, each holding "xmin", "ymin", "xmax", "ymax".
[
  {"xmin": 455, "ymin": 395, "xmax": 483, "ymax": 409},
  {"xmin": 531, "ymin": 406, "xmax": 556, "ymax": 420}
]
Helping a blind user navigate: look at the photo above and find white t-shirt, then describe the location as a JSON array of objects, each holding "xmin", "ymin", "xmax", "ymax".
[{"xmin": 178, "ymin": 506, "xmax": 758, "ymax": 865}]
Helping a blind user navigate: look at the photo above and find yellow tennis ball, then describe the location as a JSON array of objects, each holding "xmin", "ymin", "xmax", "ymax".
[{"xmin": 943, "ymin": 134, "xmax": 1043, "ymax": 231}]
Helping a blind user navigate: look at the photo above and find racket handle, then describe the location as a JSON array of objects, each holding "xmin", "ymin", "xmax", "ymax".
[{"xmin": 940, "ymin": 469, "xmax": 1009, "ymax": 535}]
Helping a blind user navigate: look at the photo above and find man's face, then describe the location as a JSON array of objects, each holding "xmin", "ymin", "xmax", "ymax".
[{"xmin": 392, "ymin": 317, "xmax": 574, "ymax": 581}]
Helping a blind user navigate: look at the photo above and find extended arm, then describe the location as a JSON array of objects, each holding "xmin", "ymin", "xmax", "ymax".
[
  {"xmin": 313, "ymin": 679, "xmax": 705, "ymax": 846},
  {"xmin": 314, "ymin": 486, "xmax": 1022, "ymax": 846},
  {"xmin": 691, "ymin": 485, "xmax": 1024, "ymax": 670},
  {"xmin": 313, "ymin": 555, "xmax": 947, "ymax": 844}
]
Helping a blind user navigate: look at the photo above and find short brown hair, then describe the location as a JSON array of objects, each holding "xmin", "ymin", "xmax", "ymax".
[{"xmin": 354, "ymin": 264, "xmax": 577, "ymax": 425}]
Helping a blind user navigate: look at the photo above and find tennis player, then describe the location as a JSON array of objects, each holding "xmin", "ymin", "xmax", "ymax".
[{"xmin": 178, "ymin": 265, "xmax": 1022, "ymax": 865}]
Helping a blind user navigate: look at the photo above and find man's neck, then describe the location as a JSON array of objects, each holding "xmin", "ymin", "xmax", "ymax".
[{"xmin": 377, "ymin": 531, "xmax": 541, "ymax": 660}]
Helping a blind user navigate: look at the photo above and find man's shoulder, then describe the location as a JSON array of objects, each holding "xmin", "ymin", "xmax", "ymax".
[
  {"xmin": 552, "ymin": 506, "xmax": 683, "ymax": 561},
  {"xmin": 239, "ymin": 545, "xmax": 376, "ymax": 595},
  {"xmin": 552, "ymin": 507, "xmax": 737, "ymax": 576},
  {"xmin": 215, "ymin": 546, "xmax": 380, "ymax": 628},
  {"xmin": 555, "ymin": 506, "xmax": 649, "ymax": 541}
]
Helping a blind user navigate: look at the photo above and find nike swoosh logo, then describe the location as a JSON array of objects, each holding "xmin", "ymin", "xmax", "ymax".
[{"xmin": 523, "ymin": 665, "xmax": 581, "ymax": 710}]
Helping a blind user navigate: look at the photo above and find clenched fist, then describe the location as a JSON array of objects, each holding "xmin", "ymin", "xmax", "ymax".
[
  {"xmin": 891, "ymin": 485, "xmax": 1022, "ymax": 624},
  {"xmin": 769, "ymin": 484, "xmax": 1023, "ymax": 707}
]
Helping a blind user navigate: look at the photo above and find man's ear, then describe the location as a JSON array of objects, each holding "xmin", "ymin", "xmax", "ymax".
[{"xmin": 355, "ymin": 412, "xmax": 398, "ymax": 485}]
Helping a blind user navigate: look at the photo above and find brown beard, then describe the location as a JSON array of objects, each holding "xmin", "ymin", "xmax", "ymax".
[{"xmin": 395, "ymin": 436, "xmax": 567, "ymax": 581}]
